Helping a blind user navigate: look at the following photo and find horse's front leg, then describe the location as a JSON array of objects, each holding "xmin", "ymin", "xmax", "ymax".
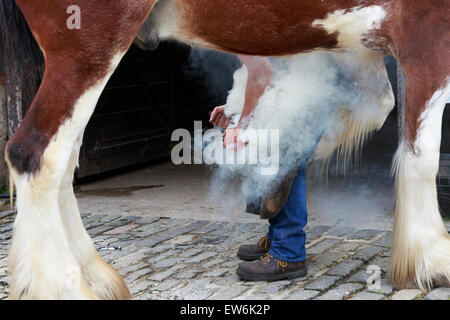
[
  {"xmin": 390, "ymin": 58, "xmax": 450, "ymax": 290},
  {"xmin": 6, "ymin": 0, "xmax": 156, "ymax": 299},
  {"xmin": 59, "ymin": 137, "xmax": 130, "ymax": 299},
  {"xmin": 7, "ymin": 58, "xmax": 128, "ymax": 299}
]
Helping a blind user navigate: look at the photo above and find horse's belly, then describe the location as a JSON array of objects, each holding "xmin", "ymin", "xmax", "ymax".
[{"xmin": 150, "ymin": 0, "xmax": 389, "ymax": 56}]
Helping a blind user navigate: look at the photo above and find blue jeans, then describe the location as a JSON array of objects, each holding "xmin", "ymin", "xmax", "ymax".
[{"xmin": 266, "ymin": 167, "xmax": 308, "ymax": 262}]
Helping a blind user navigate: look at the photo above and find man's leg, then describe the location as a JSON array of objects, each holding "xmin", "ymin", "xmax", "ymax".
[
  {"xmin": 236, "ymin": 166, "xmax": 308, "ymax": 281},
  {"xmin": 267, "ymin": 167, "xmax": 308, "ymax": 262}
]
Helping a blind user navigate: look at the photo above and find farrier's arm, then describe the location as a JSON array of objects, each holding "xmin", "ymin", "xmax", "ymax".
[
  {"xmin": 210, "ymin": 55, "xmax": 273, "ymax": 147},
  {"xmin": 235, "ymin": 55, "xmax": 273, "ymax": 128}
]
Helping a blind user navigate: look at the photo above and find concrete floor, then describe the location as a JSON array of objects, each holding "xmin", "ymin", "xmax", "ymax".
[
  {"xmin": 76, "ymin": 159, "xmax": 395, "ymax": 230},
  {"xmin": 76, "ymin": 117, "xmax": 398, "ymax": 231}
]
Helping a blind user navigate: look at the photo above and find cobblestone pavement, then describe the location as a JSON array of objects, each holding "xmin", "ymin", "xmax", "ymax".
[{"xmin": 0, "ymin": 209, "xmax": 449, "ymax": 300}]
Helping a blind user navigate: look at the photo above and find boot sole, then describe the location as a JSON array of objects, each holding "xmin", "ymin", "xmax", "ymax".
[
  {"xmin": 236, "ymin": 266, "xmax": 308, "ymax": 282},
  {"xmin": 237, "ymin": 252, "xmax": 267, "ymax": 261}
]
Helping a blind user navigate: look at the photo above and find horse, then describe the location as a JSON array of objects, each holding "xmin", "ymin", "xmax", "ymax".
[{"xmin": 0, "ymin": 0, "xmax": 448, "ymax": 299}]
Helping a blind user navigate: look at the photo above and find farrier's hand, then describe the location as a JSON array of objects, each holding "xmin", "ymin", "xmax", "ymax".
[{"xmin": 209, "ymin": 105, "xmax": 232, "ymax": 129}]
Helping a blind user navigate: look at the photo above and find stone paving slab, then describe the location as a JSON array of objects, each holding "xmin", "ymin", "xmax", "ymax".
[
  {"xmin": 391, "ymin": 289, "xmax": 422, "ymax": 300},
  {"xmin": 424, "ymin": 287, "xmax": 450, "ymax": 300},
  {"xmin": 0, "ymin": 210, "xmax": 449, "ymax": 300}
]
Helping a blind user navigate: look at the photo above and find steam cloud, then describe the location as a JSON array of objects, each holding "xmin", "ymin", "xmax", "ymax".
[
  {"xmin": 186, "ymin": 48, "xmax": 383, "ymax": 209},
  {"xmin": 218, "ymin": 52, "xmax": 366, "ymax": 200}
]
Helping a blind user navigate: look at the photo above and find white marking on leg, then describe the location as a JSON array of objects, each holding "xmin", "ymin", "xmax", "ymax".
[
  {"xmin": 391, "ymin": 78, "xmax": 450, "ymax": 290},
  {"xmin": 8, "ymin": 169, "xmax": 97, "ymax": 299},
  {"xmin": 59, "ymin": 138, "xmax": 130, "ymax": 299},
  {"xmin": 8, "ymin": 52, "xmax": 127, "ymax": 299}
]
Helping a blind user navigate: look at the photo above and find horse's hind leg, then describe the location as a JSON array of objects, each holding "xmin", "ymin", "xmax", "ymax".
[
  {"xmin": 390, "ymin": 59, "xmax": 450, "ymax": 290},
  {"xmin": 7, "ymin": 0, "xmax": 155, "ymax": 299}
]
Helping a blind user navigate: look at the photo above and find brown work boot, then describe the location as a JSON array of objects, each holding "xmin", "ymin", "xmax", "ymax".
[
  {"xmin": 236, "ymin": 253, "xmax": 307, "ymax": 281},
  {"xmin": 237, "ymin": 236, "xmax": 271, "ymax": 261}
]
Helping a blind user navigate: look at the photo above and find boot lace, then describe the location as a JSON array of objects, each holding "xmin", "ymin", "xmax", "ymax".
[
  {"xmin": 258, "ymin": 237, "xmax": 269, "ymax": 250},
  {"xmin": 260, "ymin": 253, "xmax": 288, "ymax": 270},
  {"xmin": 261, "ymin": 253, "xmax": 272, "ymax": 264},
  {"xmin": 277, "ymin": 260, "xmax": 288, "ymax": 270}
]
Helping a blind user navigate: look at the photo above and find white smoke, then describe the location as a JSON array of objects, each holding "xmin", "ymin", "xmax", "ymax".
[{"xmin": 208, "ymin": 51, "xmax": 367, "ymax": 201}]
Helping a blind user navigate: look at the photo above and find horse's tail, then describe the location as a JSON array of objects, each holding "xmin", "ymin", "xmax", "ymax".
[
  {"xmin": 0, "ymin": 0, "xmax": 44, "ymax": 135},
  {"xmin": 0, "ymin": 0, "xmax": 43, "ymax": 206}
]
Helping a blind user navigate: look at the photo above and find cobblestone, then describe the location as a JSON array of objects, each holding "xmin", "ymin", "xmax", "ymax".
[
  {"xmin": 204, "ymin": 268, "xmax": 230, "ymax": 277},
  {"xmin": 307, "ymin": 239, "xmax": 341, "ymax": 255},
  {"xmin": 333, "ymin": 241, "xmax": 363, "ymax": 252},
  {"xmin": 174, "ymin": 268, "xmax": 203, "ymax": 280},
  {"xmin": 185, "ymin": 252, "xmax": 217, "ymax": 264},
  {"xmin": 171, "ymin": 279, "xmax": 218, "ymax": 300},
  {"xmin": 352, "ymin": 246, "xmax": 384, "ymax": 262},
  {"xmin": 391, "ymin": 289, "xmax": 422, "ymax": 300},
  {"xmin": 0, "ymin": 211, "xmax": 447, "ymax": 300},
  {"xmin": 367, "ymin": 278, "xmax": 393, "ymax": 295},
  {"xmin": 125, "ymin": 267, "xmax": 154, "ymax": 283},
  {"xmin": 148, "ymin": 265, "xmax": 184, "ymax": 281},
  {"xmin": 152, "ymin": 257, "xmax": 180, "ymax": 269},
  {"xmin": 152, "ymin": 279, "xmax": 181, "ymax": 292},
  {"xmin": 257, "ymin": 281, "xmax": 291, "ymax": 295},
  {"xmin": 350, "ymin": 291, "xmax": 384, "ymax": 300},
  {"xmin": 327, "ymin": 226, "xmax": 356, "ymax": 238},
  {"xmin": 312, "ymin": 251, "xmax": 347, "ymax": 266},
  {"xmin": 424, "ymin": 287, "xmax": 450, "ymax": 300},
  {"xmin": 104, "ymin": 223, "xmax": 139, "ymax": 235},
  {"xmin": 347, "ymin": 270, "xmax": 368, "ymax": 283},
  {"xmin": 348, "ymin": 229, "xmax": 383, "ymax": 240},
  {"xmin": 210, "ymin": 285, "xmax": 249, "ymax": 300},
  {"xmin": 372, "ymin": 232, "xmax": 392, "ymax": 248},
  {"xmin": 236, "ymin": 293, "xmax": 271, "ymax": 300},
  {"xmin": 305, "ymin": 225, "xmax": 332, "ymax": 242},
  {"xmin": 316, "ymin": 283, "xmax": 364, "ymax": 300},
  {"xmin": 286, "ymin": 289, "xmax": 320, "ymax": 300},
  {"xmin": 304, "ymin": 275, "xmax": 342, "ymax": 291},
  {"xmin": 129, "ymin": 279, "xmax": 153, "ymax": 296},
  {"xmin": 370, "ymin": 256, "xmax": 390, "ymax": 273},
  {"xmin": 326, "ymin": 259, "xmax": 364, "ymax": 277}
]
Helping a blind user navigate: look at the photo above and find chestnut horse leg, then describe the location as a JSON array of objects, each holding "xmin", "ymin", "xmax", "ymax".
[
  {"xmin": 390, "ymin": 61, "xmax": 450, "ymax": 290},
  {"xmin": 7, "ymin": 55, "xmax": 130, "ymax": 299},
  {"xmin": 6, "ymin": 63, "xmax": 122, "ymax": 299},
  {"xmin": 6, "ymin": 0, "xmax": 155, "ymax": 300}
]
